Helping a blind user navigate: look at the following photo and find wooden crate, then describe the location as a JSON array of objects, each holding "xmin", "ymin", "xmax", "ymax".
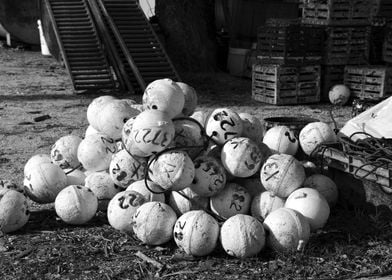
[
  {"xmin": 302, "ymin": 0, "xmax": 372, "ymax": 26},
  {"xmin": 324, "ymin": 26, "xmax": 370, "ymax": 65},
  {"xmin": 252, "ymin": 64, "xmax": 320, "ymax": 105},
  {"xmin": 257, "ymin": 20, "xmax": 324, "ymax": 65},
  {"xmin": 344, "ymin": 65, "xmax": 392, "ymax": 100},
  {"xmin": 321, "ymin": 65, "xmax": 345, "ymax": 101}
]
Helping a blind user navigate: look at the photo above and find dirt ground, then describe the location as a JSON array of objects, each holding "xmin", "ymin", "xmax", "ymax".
[{"xmin": 1, "ymin": 42, "xmax": 377, "ymax": 280}]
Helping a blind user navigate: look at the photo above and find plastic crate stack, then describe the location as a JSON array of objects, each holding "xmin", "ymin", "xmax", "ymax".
[
  {"xmin": 343, "ymin": 0, "xmax": 392, "ymax": 102},
  {"xmin": 252, "ymin": 18, "xmax": 324, "ymax": 105}
]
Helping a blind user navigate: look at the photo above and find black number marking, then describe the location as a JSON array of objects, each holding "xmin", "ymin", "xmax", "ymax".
[
  {"xmin": 224, "ymin": 131, "xmax": 238, "ymax": 140},
  {"xmin": 128, "ymin": 192, "xmax": 144, "ymax": 207},
  {"xmin": 284, "ymin": 131, "xmax": 297, "ymax": 143},
  {"xmin": 118, "ymin": 196, "xmax": 129, "ymax": 209},
  {"xmin": 229, "ymin": 194, "xmax": 245, "ymax": 211},
  {"xmin": 101, "ymin": 136, "xmax": 116, "ymax": 153},
  {"xmin": 220, "ymin": 118, "xmax": 235, "ymax": 131},
  {"xmin": 178, "ymin": 220, "xmax": 186, "ymax": 230}
]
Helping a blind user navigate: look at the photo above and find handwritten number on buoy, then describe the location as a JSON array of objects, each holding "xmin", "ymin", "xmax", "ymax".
[
  {"xmin": 118, "ymin": 196, "xmax": 129, "ymax": 209},
  {"xmin": 101, "ymin": 137, "xmax": 116, "ymax": 153},
  {"xmin": 230, "ymin": 194, "xmax": 245, "ymax": 211},
  {"xmin": 284, "ymin": 131, "xmax": 297, "ymax": 143}
]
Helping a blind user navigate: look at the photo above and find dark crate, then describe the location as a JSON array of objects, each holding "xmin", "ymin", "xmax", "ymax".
[
  {"xmin": 321, "ymin": 65, "xmax": 345, "ymax": 101},
  {"xmin": 344, "ymin": 65, "xmax": 392, "ymax": 100},
  {"xmin": 371, "ymin": 0, "xmax": 392, "ymax": 19},
  {"xmin": 252, "ymin": 64, "xmax": 320, "ymax": 105},
  {"xmin": 383, "ymin": 26, "xmax": 392, "ymax": 63},
  {"xmin": 257, "ymin": 21, "xmax": 324, "ymax": 65},
  {"xmin": 370, "ymin": 25, "xmax": 387, "ymax": 64},
  {"xmin": 324, "ymin": 26, "xmax": 370, "ymax": 65},
  {"xmin": 302, "ymin": 0, "xmax": 372, "ymax": 26}
]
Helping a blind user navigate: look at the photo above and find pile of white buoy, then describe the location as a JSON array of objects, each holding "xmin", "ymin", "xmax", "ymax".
[{"xmin": 1, "ymin": 77, "xmax": 340, "ymax": 259}]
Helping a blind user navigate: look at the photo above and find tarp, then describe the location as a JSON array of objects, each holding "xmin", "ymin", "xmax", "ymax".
[{"xmin": 339, "ymin": 96, "xmax": 392, "ymax": 141}]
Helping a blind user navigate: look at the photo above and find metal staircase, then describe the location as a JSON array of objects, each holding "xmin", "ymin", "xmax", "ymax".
[
  {"xmin": 43, "ymin": 0, "xmax": 116, "ymax": 92},
  {"xmin": 43, "ymin": 0, "xmax": 179, "ymax": 94},
  {"xmin": 95, "ymin": 0, "xmax": 180, "ymax": 93}
]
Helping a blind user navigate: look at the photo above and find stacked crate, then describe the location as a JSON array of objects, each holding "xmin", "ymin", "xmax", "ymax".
[
  {"xmin": 344, "ymin": 66, "xmax": 392, "ymax": 100},
  {"xmin": 301, "ymin": 0, "xmax": 372, "ymax": 101},
  {"xmin": 342, "ymin": 0, "xmax": 392, "ymax": 102},
  {"xmin": 252, "ymin": 19, "xmax": 323, "ymax": 105}
]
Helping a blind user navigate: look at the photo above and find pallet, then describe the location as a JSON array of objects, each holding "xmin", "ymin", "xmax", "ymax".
[
  {"xmin": 252, "ymin": 64, "xmax": 320, "ymax": 105},
  {"xmin": 301, "ymin": 0, "xmax": 372, "ymax": 26},
  {"xmin": 257, "ymin": 20, "xmax": 324, "ymax": 65},
  {"xmin": 321, "ymin": 65, "xmax": 345, "ymax": 101},
  {"xmin": 344, "ymin": 65, "xmax": 392, "ymax": 100},
  {"xmin": 324, "ymin": 26, "xmax": 370, "ymax": 66}
]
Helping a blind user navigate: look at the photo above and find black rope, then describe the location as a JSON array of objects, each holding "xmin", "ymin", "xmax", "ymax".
[{"xmin": 65, "ymin": 164, "xmax": 83, "ymax": 175}]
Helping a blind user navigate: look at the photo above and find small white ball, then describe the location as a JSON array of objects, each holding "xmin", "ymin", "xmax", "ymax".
[
  {"xmin": 24, "ymin": 162, "xmax": 67, "ymax": 204},
  {"xmin": 109, "ymin": 149, "xmax": 147, "ymax": 188},
  {"xmin": 220, "ymin": 214, "xmax": 266, "ymax": 258},
  {"xmin": 97, "ymin": 99, "xmax": 141, "ymax": 140},
  {"xmin": 169, "ymin": 188, "xmax": 209, "ymax": 215},
  {"xmin": 260, "ymin": 154, "xmax": 306, "ymax": 198},
  {"xmin": 85, "ymin": 125, "xmax": 100, "ymax": 137},
  {"xmin": 130, "ymin": 109, "xmax": 175, "ymax": 157},
  {"xmin": 77, "ymin": 132, "xmax": 117, "ymax": 172},
  {"xmin": 51, "ymin": 135, "xmax": 83, "ymax": 169},
  {"xmin": 263, "ymin": 126, "xmax": 298, "ymax": 156},
  {"xmin": 221, "ymin": 137, "xmax": 264, "ymax": 178},
  {"xmin": 142, "ymin": 78, "xmax": 185, "ymax": 119},
  {"xmin": 24, "ymin": 154, "xmax": 51, "ymax": 177},
  {"xmin": 107, "ymin": 190, "xmax": 146, "ymax": 232},
  {"xmin": 0, "ymin": 190, "xmax": 30, "ymax": 233},
  {"xmin": 329, "ymin": 84, "xmax": 350, "ymax": 106},
  {"xmin": 85, "ymin": 171, "xmax": 121, "ymax": 210},
  {"xmin": 190, "ymin": 110, "xmax": 210, "ymax": 127},
  {"xmin": 210, "ymin": 183, "xmax": 251, "ymax": 219},
  {"xmin": 239, "ymin": 113, "xmax": 265, "ymax": 145},
  {"xmin": 189, "ymin": 156, "xmax": 226, "ymax": 197},
  {"xmin": 205, "ymin": 108, "xmax": 243, "ymax": 145},
  {"xmin": 233, "ymin": 177, "xmax": 266, "ymax": 198},
  {"xmin": 303, "ymin": 174, "xmax": 339, "ymax": 207},
  {"xmin": 65, "ymin": 168, "xmax": 86, "ymax": 186},
  {"xmin": 132, "ymin": 201, "xmax": 177, "ymax": 245},
  {"xmin": 173, "ymin": 210, "xmax": 219, "ymax": 256},
  {"xmin": 150, "ymin": 150, "xmax": 195, "ymax": 191},
  {"xmin": 87, "ymin": 95, "xmax": 116, "ymax": 131},
  {"xmin": 251, "ymin": 191, "xmax": 285, "ymax": 222},
  {"xmin": 173, "ymin": 119, "xmax": 205, "ymax": 159},
  {"xmin": 301, "ymin": 160, "xmax": 320, "ymax": 176},
  {"xmin": 285, "ymin": 188, "xmax": 330, "ymax": 231},
  {"xmin": 121, "ymin": 116, "xmax": 138, "ymax": 153},
  {"xmin": 177, "ymin": 82, "xmax": 198, "ymax": 116},
  {"xmin": 55, "ymin": 185, "xmax": 98, "ymax": 225},
  {"xmin": 263, "ymin": 208, "xmax": 310, "ymax": 253},
  {"xmin": 126, "ymin": 179, "xmax": 165, "ymax": 203},
  {"xmin": 299, "ymin": 122, "xmax": 337, "ymax": 156}
]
